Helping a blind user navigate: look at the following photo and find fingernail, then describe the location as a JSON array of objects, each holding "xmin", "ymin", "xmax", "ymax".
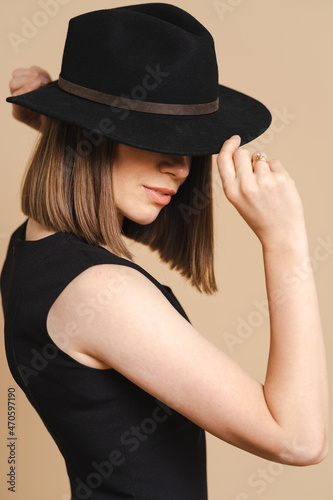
[{"xmin": 230, "ymin": 135, "xmax": 240, "ymax": 140}]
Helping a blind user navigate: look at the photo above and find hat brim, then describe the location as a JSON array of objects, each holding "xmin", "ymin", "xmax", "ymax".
[{"xmin": 6, "ymin": 81, "xmax": 271, "ymax": 156}]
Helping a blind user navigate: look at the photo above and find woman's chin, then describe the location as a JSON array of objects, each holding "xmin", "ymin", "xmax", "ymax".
[{"xmin": 126, "ymin": 208, "xmax": 161, "ymax": 226}]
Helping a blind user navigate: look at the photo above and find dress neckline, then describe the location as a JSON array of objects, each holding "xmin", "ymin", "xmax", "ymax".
[
  {"xmin": 17, "ymin": 218, "xmax": 67, "ymax": 245},
  {"xmin": 16, "ymin": 218, "xmax": 122, "ymax": 256}
]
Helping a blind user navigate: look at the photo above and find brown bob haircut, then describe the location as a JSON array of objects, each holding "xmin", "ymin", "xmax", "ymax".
[{"xmin": 20, "ymin": 117, "xmax": 218, "ymax": 294}]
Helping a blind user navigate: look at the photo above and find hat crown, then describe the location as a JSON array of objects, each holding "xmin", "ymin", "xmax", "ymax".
[{"xmin": 59, "ymin": 3, "xmax": 219, "ymax": 105}]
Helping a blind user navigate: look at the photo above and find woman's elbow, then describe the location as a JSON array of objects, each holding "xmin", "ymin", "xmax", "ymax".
[
  {"xmin": 299, "ymin": 439, "xmax": 329, "ymax": 466},
  {"xmin": 281, "ymin": 436, "xmax": 329, "ymax": 466}
]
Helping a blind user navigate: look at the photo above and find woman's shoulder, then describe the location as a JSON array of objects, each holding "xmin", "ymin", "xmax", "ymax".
[{"xmin": 46, "ymin": 263, "xmax": 163, "ymax": 370}]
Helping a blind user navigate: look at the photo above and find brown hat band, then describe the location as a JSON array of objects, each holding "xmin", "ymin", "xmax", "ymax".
[{"xmin": 58, "ymin": 76, "xmax": 219, "ymax": 116}]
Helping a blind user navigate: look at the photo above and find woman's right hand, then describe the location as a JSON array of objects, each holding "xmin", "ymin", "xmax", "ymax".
[
  {"xmin": 9, "ymin": 65, "xmax": 52, "ymax": 131},
  {"xmin": 217, "ymin": 135, "xmax": 307, "ymax": 252}
]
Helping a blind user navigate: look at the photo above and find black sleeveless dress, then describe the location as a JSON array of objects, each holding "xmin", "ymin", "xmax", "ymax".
[{"xmin": 0, "ymin": 219, "xmax": 208, "ymax": 500}]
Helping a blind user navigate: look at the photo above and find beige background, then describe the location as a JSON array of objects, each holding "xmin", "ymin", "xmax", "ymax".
[{"xmin": 1, "ymin": 0, "xmax": 332, "ymax": 499}]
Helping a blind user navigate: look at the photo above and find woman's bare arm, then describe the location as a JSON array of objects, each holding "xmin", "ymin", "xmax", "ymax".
[
  {"xmin": 217, "ymin": 137, "xmax": 328, "ymax": 463},
  {"xmin": 262, "ymin": 240, "xmax": 329, "ymax": 464},
  {"xmin": 46, "ymin": 252, "xmax": 327, "ymax": 466},
  {"xmin": 45, "ymin": 138, "xmax": 329, "ymax": 467}
]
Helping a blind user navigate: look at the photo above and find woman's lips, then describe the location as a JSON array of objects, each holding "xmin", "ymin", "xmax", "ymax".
[
  {"xmin": 145, "ymin": 186, "xmax": 176, "ymax": 195},
  {"xmin": 142, "ymin": 186, "xmax": 172, "ymax": 205}
]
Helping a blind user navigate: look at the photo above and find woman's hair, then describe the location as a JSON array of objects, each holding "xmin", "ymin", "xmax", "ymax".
[{"xmin": 21, "ymin": 117, "xmax": 218, "ymax": 294}]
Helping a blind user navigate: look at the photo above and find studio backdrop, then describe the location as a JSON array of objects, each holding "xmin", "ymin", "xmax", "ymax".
[{"xmin": 1, "ymin": 1, "xmax": 332, "ymax": 499}]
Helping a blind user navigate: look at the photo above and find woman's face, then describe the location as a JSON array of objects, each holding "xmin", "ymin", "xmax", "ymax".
[{"xmin": 111, "ymin": 142, "xmax": 192, "ymax": 226}]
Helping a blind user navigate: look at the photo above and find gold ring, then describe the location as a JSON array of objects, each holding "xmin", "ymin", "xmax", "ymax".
[{"xmin": 252, "ymin": 152, "xmax": 270, "ymax": 165}]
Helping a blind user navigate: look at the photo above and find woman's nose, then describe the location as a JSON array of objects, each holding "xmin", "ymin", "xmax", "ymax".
[{"xmin": 158, "ymin": 156, "xmax": 191, "ymax": 180}]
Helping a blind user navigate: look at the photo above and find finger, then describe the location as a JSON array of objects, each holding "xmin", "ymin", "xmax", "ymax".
[
  {"xmin": 251, "ymin": 151, "xmax": 271, "ymax": 174},
  {"xmin": 267, "ymin": 158, "xmax": 286, "ymax": 173},
  {"xmin": 30, "ymin": 65, "xmax": 49, "ymax": 74},
  {"xmin": 217, "ymin": 135, "xmax": 241, "ymax": 190},
  {"xmin": 11, "ymin": 80, "xmax": 42, "ymax": 96},
  {"xmin": 10, "ymin": 75, "xmax": 50, "ymax": 94},
  {"xmin": 12, "ymin": 66, "xmax": 51, "ymax": 79},
  {"xmin": 12, "ymin": 74, "xmax": 50, "ymax": 86},
  {"xmin": 12, "ymin": 67, "xmax": 42, "ymax": 77},
  {"xmin": 233, "ymin": 147, "xmax": 254, "ymax": 179},
  {"xmin": 251, "ymin": 151, "xmax": 287, "ymax": 175},
  {"xmin": 10, "ymin": 75, "xmax": 47, "ymax": 90},
  {"xmin": 30, "ymin": 65, "xmax": 52, "ymax": 80},
  {"xmin": 12, "ymin": 68, "xmax": 31, "ymax": 77},
  {"xmin": 252, "ymin": 150, "xmax": 269, "ymax": 163}
]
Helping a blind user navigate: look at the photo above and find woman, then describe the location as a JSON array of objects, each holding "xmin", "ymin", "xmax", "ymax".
[{"xmin": 1, "ymin": 4, "xmax": 328, "ymax": 500}]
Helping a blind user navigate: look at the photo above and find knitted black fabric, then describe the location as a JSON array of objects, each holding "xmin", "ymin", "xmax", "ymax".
[{"xmin": 1, "ymin": 219, "xmax": 208, "ymax": 500}]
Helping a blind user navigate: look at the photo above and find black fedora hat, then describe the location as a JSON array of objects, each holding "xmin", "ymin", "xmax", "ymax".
[{"xmin": 6, "ymin": 2, "xmax": 272, "ymax": 156}]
